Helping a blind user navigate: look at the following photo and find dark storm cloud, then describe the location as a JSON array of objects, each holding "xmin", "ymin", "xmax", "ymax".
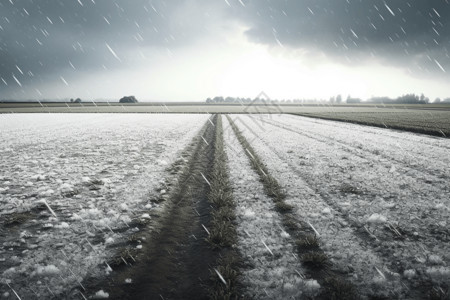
[
  {"xmin": 228, "ymin": 0, "xmax": 450, "ymax": 76},
  {"xmin": 0, "ymin": 0, "xmax": 212, "ymax": 96},
  {"xmin": 1, "ymin": 0, "xmax": 450, "ymax": 98}
]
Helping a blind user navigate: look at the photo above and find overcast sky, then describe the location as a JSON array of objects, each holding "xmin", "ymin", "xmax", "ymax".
[{"xmin": 1, "ymin": 0, "xmax": 449, "ymax": 101}]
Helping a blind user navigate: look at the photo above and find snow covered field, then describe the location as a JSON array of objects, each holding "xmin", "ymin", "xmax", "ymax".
[
  {"xmin": 1, "ymin": 112, "xmax": 449, "ymax": 299},
  {"xmin": 0, "ymin": 114, "xmax": 208, "ymax": 298},
  {"xmin": 230, "ymin": 114, "xmax": 450, "ymax": 298}
]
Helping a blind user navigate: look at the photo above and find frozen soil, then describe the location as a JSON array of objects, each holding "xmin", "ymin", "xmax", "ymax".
[
  {"xmin": 230, "ymin": 114, "xmax": 449, "ymax": 299},
  {"xmin": 223, "ymin": 116, "xmax": 315, "ymax": 299},
  {"xmin": 1, "ymin": 112, "xmax": 449, "ymax": 299},
  {"xmin": 0, "ymin": 113, "xmax": 209, "ymax": 299},
  {"xmin": 85, "ymin": 115, "xmax": 219, "ymax": 300}
]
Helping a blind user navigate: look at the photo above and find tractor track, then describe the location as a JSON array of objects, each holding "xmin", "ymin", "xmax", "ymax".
[{"xmin": 84, "ymin": 115, "xmax": 219, "ymax": 300}]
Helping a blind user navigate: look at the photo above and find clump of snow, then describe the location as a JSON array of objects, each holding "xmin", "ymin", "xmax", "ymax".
[
  {"xmin": 43, "ymin": 223, "xmax": 54, "ymax": 229},
  {"xmin": 141, "ymin": 213, "xmax": 150, "ymax": 219},
  {"xmin": 101, "ymin": 178, "xmax": 111, "ymax": 185},
  {"xmin": 105, "ymin": 265, "xmax": 113, "ymax": 275},
  {"xmin": 322, "ymin": 207, "xmax": 331, "ymax": 214},
  {"xmin": 40, "ymin": 189, "xmax": 55, "ymax": 196},
  {"xmin": 82, "ymin": 176, "xmax": 91, "ymax": 182},
  {"xmin": 157, "ymin": 159, "xmax": 168, "ymax": 166},
  {"xmin": 303, "ymin": 279, "xmax": 321, "ymax": 295},
  {"xmin": 93, "ymin": 290, "xmax": 109, "ymax": 299},
  {"xmin": 280, "ymin": 231, "xmax": 290, "ymax": 238},
  {"xmin": 136, "ymin": 245, "xmax": 143, "ymax": 249},
  {"xmin": 59, "ymin": 183, "xmax": 74, "ymax": 193},
  {"xmin": 55, "ymin": 222, "xmax": 70, "ymax": 229},
  {"xmin": 34, "ymin": 265, "xmax": 60, "ymax": 276},
  {"xmin": 372, "ymin": 276, "xmax": 386, "ymax": 285},
  {"xmin": 242, "ymin": 208, "xmax": 255, "ymax": 219},
  {"xmin": 367, "ymin": 213, "xmax": 387, "ymax": 224},
  {"xmin": 403, "ymin": 269, "xmax": 416, "ymax": 279},
  {"xmin": 428, "ymin": 255, "xmax": 443, "ymax": 265},
  {"xmin": 70, "ymin": 213, "xmax": 82, "ymax": 220},
  {"xmin": 3, "ymin": 267, "xmax": 17, "ymax": 276},
  {"xmin": 105, "ymin": 237, "xmax": 115, "ymax": 245},
  {"xmin": 125, "ymin": 278, "xmax": 132, "ymax": 284},
  {"xmin": 426, "ymin": 266, "xmax": 450, "ymax": 282}
]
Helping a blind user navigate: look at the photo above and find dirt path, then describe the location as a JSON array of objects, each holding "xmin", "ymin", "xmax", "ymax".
[{"xmin": 85, "ymin": 116, "xmax": 219, "ymax": 299}]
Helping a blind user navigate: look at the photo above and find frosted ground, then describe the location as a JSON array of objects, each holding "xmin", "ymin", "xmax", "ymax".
[
  {"xmin": 230, "ymin": 114, "xmax": 449, "ymax": 298},
  {"xmin": 0, "ymin": 114, "xmax": 208, "ymax": 298},
  {"xmin": 1, "ymin": 113, "xmax": 449, "ymax": 299},
  {"xmin": 223, "ymin": 116, "xmax": 312, "ymax": 300}
]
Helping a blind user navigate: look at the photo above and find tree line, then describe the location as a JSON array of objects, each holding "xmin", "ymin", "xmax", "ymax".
[{"xmin": 206, "ymin": 94, "xmax": 450, "ymax": 104}]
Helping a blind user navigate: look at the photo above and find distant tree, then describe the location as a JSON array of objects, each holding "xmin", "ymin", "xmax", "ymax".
[
  {"xmin": 70, "ymin": 98, "xmax": 74, "ymax": 102},
  {"xmin": 336, "ymin": 95, "xmax": 342, "ymax": 104},
  {"xmin": 213, "ymin": 96, "xmax": 224, "ymax": 103},
  {"xmin": 347, "ymin": 97, "xmax": 362, "ymax": 104},
  {"xmin": 74, "ymin": 98, "xmax": 82, "ymax": 103},
  {"xmin": 396, "ymin": 93, "xmax": 429, "ymax": 104},
  {"xmin": 368, "ymin": 96, "xmax": 392, "ymax": 103},
  {"xmin": 119, "ymin": 96, "xmax": 138, "ymax": 103},
  {"xmin": 206, "ymin": 97, "xmax": 212, "ymax": 103},
  {"xmin": 329, "ymin": 96, "xmax": 335, "ymax": 103},
  {"xmin": 434, "ymin": 98, "xmax": 441, "ymax": 103}
]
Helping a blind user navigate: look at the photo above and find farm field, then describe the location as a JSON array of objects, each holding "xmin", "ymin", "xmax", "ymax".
[
  {"xmin": 2, "ymin": 103, "xmax": 450, "ymax": 138},
  {"xmin": 1, "ymin": 113, "xmax": 449, "ymax": 299},
  {"xmin": 291, "ymin": 109, "xmax": 450, "ymax": 137}
]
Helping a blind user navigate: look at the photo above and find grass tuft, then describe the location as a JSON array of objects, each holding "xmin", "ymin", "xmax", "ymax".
[
  {"xmin": 274, "ymin": 201, "xmax": 294, "ymax": 213},
  {"xmin": 320, "ymin": 277, "xmax": 357, "ymax": 300},
  {"xmin": 301, "ymin": 252, "xmax": 330, "ymax": 270},
  {"xmin": 209, "ymin": 254, "xmax": 241, "ymax": 300},
  {"xmin": 296, "ymin": 234, "xmax": 320, "ymax": 251},
  {"xmin": 207, "ymin": 221, "xmax": 236, "ymax": 248},
  {"xmin": 4, "ymin": 212, "xmax": 32, "ymax": 227}
]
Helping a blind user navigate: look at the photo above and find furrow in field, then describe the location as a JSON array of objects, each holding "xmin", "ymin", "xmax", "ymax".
[
  {"xmin": 0, "ymin": 114, "xmax": 209, "ymax": 299},
  {"xmin": 231, "ymin": 114, "xmax": 448, "ymax": 299},
  {"xmin": 268, "ymin": 115, "xmax": 449, "ymax": 181},
  {"xmin": 205, "ymin": 115, "xmax": 242, "ymax": 299},
  {"xmin": 283, "ymin": 113, "xmax": 450, "ymax": 165},
  {"xmin": 285, "ymin": 113, "xmax": 450, "ymax": 151},
  {"xmin": 222, "ymin": 116, "xmax": 311, "ymax": 299},
  {"xmin": 89, "ymin": 115, "xmax": 218, "ymax": 300},
  {"xmin": 252, "ymin": 115, "xmax": 450, "ymax": 241},
  {"xmin": 227, "ymin": 115, "xmax": 412, "ymax": 299}
]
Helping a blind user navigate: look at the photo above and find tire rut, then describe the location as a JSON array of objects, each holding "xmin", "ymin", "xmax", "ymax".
[{"xmin": 85, "ymin": 116, "xmax": 218, "ymax": 300}]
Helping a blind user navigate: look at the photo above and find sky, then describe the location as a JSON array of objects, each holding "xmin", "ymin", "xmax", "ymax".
[{"xmin": 0, "ymin": 0, "xmax": 449, "ymax": 102}]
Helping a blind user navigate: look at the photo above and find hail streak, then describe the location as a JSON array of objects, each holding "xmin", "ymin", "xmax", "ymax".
[{"xmin": 106, "ymin": 43, "xmax": 122, "ymax": 62}]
